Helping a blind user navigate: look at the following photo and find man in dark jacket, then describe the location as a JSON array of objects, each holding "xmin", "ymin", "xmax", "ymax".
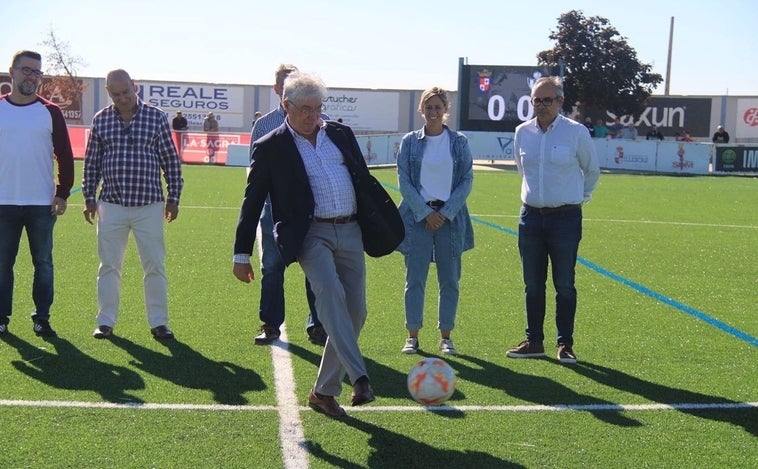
[
  {"xmin": 233, "ymin": 72, "xmax": 377, "ymax": 419},
  {"xmin": 712, "ymin": 125, "xmax": 730, "ymax": 143},
  {"xmin": 171, "ymin": 111, "xmax": 188, "ymax": 131},
  {"xmin": 646, "ymin": 125, "xmax": 665, "ymax": 141}
]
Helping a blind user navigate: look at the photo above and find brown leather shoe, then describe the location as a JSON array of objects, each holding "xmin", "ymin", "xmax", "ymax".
[
  {"xmin": 308, "ymin": 390, "xmax": 346, "ymax": 418},
  {"xmin": 93, "ymin": 325, "xmax": 113, "ymax": 339},
  {"xmin": 351, "ymin": 376, "xmax": 375, "ymax": 406},
  {"xmin": 150, "ymin": 325, "xmax": 175, "ymax": 340},
  {"xmin": 307, "ymin": 326, "xmax": 327, "ymax": 346}
]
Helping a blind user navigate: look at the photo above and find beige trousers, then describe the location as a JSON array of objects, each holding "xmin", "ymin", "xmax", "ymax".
[{"xmin": 95, "ymin": 201, "xmax": 168, "ymax": 329}]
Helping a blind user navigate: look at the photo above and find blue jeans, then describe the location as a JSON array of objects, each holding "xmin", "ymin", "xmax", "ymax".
[
  {"xmin": 403, "ymin": 219, "xmax": 461, "ymax": 332},
  {"xmin": 0, "ymin": 205, "xmax": 57, "ymax": 322},
  {"xmin": 518, "ymin": 205, "xmax": 582, "ymax": 345},
  {"xmin": 258, "ymin": 201, "xmax": 320, "ymax": 332}
]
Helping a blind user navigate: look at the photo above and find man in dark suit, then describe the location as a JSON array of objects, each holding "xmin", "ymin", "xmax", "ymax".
[
  {"xmin": 233, "ymin": 72, "xmax": 374, "ymax": 418},
  {"xmin": 171, "ymin": 111, "xmax": 188, "ymax": 131}
]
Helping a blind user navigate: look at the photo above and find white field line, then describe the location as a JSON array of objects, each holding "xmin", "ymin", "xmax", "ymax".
[
  {"xmin": 0, "ymin": 399, "xmax": 277, "ymax": 411},
  {"xmin": 346, "ymin": 402, "xmax": 758, "ymax": 412},
  {"xmin": 270, "ymin": 325, "xmax": 310, "ymax": 469},
  {"xmin": 1, "ymin": 399, "xmax": 755, "ymax": 413}
]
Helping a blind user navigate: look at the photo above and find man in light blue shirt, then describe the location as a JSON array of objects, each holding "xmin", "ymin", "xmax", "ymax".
[
  {"xmin": 506, "ymin": 76, "xmax": 600, "ymax": 364},
  {"xmin": 620, "ymin": 123, "xmax": 638, "ymax": 140}
]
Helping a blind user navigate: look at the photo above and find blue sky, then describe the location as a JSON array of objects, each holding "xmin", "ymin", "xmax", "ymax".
[{"xmin": 2, "ymin": 0, "xmax": 755, "ymax": 95}]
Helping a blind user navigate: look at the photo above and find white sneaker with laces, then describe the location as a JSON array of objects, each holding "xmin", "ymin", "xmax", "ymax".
[
  {"xmin": 401, "ymin": 337, "xmax": 419, "ymax": 354},
  {"xmin": 439, "ymin": 338, "xmax": 457, "ymax": 356}
]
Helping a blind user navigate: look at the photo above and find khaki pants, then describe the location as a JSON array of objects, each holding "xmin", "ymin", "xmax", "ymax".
[{"xmin": 298, "ymin": 221, "xmax": 368, "ymax": 397}]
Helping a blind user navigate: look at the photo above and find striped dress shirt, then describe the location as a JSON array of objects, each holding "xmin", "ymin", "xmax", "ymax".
[{"xmin": 287, "ymin": 120, "xmax": 356, "ymax": 219}]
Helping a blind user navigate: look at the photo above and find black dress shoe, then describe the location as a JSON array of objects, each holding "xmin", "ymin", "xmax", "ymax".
[
  {"xmin": 150, "ymin": 325, "xmax": 174, "ymax": 340},
  {"xmin": 307, "ymin": 326, "xmax": 327, "ymax": 346},
  {"xmin": 33, "ymin": 319, "xmax": 57, "ymax": 337},
  {"xmin": 93, "ymin": 325, "xmax": 113, "ymax": 339},
  {"xmin": 308, "ymin": 390, "xmax": 346, "ymax": 418},
  {"xmin": 351, "ymin": 376, "xmax": 375, "ymax": 406},
  {"xmin": 254, "ymin": 325, "xmax": 280, "ymax": 345}
]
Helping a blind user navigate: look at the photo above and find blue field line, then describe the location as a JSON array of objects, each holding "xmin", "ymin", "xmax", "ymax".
[
  {"xmin": 577, "ymin": 257, "xmax": 758, "ymax": 347},
  {"xmin": 469, "ymin": 215, "xmax": 758, "ymax": 348}
]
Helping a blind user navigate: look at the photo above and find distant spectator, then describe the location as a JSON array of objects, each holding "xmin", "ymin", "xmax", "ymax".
[
  {"xmin": 609, "ymin": 117, "xmax": 624, "ymax": 139},
  {"xmin": 620, "ymin": 123, "xmax": 638, "ymax": 140},
  {"xmin": 172, "ymin": 111, "xmax": 188, "ymax": 131},
  {"xmin": 583, "ymin": 117, "xmax": 595, "ymax": 138},
  {"xmin": 202, "ymin": 112, "xmax": 219, "ymax": 132},
  {"xmin": 252, "ymin": 111, "xmax": 262, "ymax": 125},
  {"xmin": 680, "ymin": 131, "xmax": 694, "ymax": 142},
  {"xmin": 711, "ymin": 125, "xmax": 730, "ymax": 143},
  {"xmin": 593, "ymin": 119, "xmax": 610, "ymax": 139},
  {"xmin": 646, "ymin": 125, "xmax": 664, "ymax": 141}
]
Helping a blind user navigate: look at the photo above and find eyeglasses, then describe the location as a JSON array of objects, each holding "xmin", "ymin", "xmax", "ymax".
[
  {"xmin": 531, "ymin": 96, "xmax": 558, "ymax": 106},
  {"xmin": 14, "ymin": 66, "xmax": 44, "ymax": 78},
  {"xmin": 289, "ymin": 102, "xmax": 325, "ymax": 116}
]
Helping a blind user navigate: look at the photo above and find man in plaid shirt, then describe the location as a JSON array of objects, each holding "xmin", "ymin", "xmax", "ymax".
[{"xmin": 82, "ymin": 69, "xmax": 184, "ymax": 341}]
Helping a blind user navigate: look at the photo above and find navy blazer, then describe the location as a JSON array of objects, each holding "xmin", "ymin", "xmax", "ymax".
[{"xmin": 234, "ymin": 121, "xmax": 371, "ymax": 265}]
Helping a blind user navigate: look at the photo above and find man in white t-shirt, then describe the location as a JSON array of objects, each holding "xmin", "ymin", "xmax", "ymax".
[{"xmin": 0, "ymin": 50, "xmax": 74, "ymax": 337}]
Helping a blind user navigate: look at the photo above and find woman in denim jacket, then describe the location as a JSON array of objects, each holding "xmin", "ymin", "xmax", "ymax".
[{"xmin": 396, "ymin": 87, "xmax": 474, "ymax": 356}]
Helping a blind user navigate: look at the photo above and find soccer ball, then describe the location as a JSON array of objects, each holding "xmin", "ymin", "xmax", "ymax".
[{"xmin": 407, "ymin": 357, "xmax": 456, "ymax": 405}]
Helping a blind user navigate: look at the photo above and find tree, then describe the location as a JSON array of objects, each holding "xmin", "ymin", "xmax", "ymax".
[
  {"xmin": 537, "ymin": 10, "xmax": 663, "ymax": 118},
  {"xmin": 38, "ymin": 27, "xmax": 87, "ymax": 123}
]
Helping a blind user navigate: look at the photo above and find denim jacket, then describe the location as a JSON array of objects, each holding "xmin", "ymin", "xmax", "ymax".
[{"xmin": 396, "ymin": 125, "xmax": 474, "ymax": 256}]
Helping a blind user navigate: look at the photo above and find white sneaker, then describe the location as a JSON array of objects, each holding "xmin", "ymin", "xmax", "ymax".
[
  {"xmin": 401, "ymin": 337, "xmax": 419, "ymax": 354},
  {"xmin": 439, "ymin": 338, "xmax": 457, "ymax": 356}
]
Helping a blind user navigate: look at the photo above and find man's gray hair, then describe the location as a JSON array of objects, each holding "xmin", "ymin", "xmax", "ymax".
[
  {"xmin": 533, "ymin": 76, "xmax": 564, "ymax": 98},
  {"xmin": 282, "ymin": 72, "xmax": 327, "ymax": 103}
]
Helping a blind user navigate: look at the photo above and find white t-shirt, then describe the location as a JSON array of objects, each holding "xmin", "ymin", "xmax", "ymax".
[
  {"xmin": 0, "ymin": 95, "xmax": 74, "ymax": 205},
  {"xmin": 419, "ymin": 131, "xmax": 453, "ymax": 202}
]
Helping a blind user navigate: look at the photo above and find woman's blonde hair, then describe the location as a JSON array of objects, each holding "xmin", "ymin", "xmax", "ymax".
[{"xmin": 418, "ymin": 86, "xmax": 450, "ymax": 122}]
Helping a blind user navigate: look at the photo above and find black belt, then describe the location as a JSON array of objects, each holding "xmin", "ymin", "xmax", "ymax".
[
  {"xmin": 314, "ymin": 214, "xmax": 357, "ymax": 224},
  {"xmin": 426, "ymin": 200, "xmax": 445, "ymax": 209},
  {"xmin": 524, "ymin": 204, "xmax": 581, "ymax": 215}
]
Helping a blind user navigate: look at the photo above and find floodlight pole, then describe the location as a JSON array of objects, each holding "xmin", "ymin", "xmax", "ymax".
[
  {"xmin": 665, "ymin": 16, "xmax": 674, "ymax": 95},
  {"xmin": 457, "ymin": 57, "xmax": 466, "ymax": 137}
]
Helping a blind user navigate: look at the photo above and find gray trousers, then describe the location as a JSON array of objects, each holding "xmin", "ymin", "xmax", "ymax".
[{"xmin": 297, "ymin": 220, "xmax": 368, "ymax": 397}]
